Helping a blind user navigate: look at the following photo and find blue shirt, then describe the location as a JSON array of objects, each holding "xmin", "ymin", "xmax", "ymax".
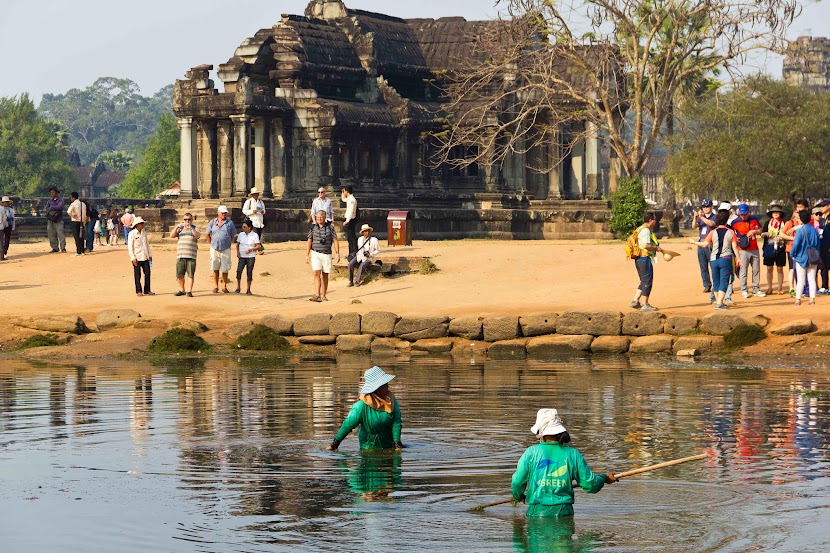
[
  {"xmin": 817, "ymin": 215, "xmax": 830, "ymax": 249},
  {"xmin": 696, "ymin": 212, "xmax": 717, "ymax": 240},
  {"xmin": 206, "ymin": 217, "xmax": 237, "ymax": 251},
  {"xmin": 791, "ymin": 224, "xmax": 820, "ymax": 269}
]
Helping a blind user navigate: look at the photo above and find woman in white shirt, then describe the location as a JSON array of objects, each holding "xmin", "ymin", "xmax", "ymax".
[
  {"xmin": 348, "ymin": 224, "xmax": 380, "ymax": 287},
  {"xmin": 235, "ymin": 220, "xmax": 262, "ymax": 294}
]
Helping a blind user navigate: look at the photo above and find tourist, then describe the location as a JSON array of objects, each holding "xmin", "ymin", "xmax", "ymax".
[
  {"xmin": 45, "ymin": 186, "xmax": 66, "ymax": 253},
  {"xmin": 348, "ymin": 223, "xmax": 380, "ymax": 287},
  {"xmin": 732, "ymin": 203, "xmax": 765, "ymax": 298},
  {"xmin": 760, "ymin": 204, "xmax": 787, "ymax": 295},
  {"xmin": 341, "ymin": 184, "xmax": 358, "ymax": 256},
  {"xmin": 511, "ymin": 409, "xmax": 616, "ymax": 517},
  {"xmin": 629, "ymin": 212, "xmax": 663, "ymax": 311},
  {"xmin": 327, "ymin": 366, "xmax": 403, "ymax": 451},
  {"xmin": 791, "ymin": 209, "xmax": 820, "ymax": 306},
  {"xmin": 814, "ymin": 199, "xmax": 830, "ymax": 294},
  {"xmin": 235, "ymin": 220, "xmax": 262, "ymax": 294},
  {"xmin": 67, "ymin": 192, "xmax": 88, "ymax": 257},
  {"xmin": 1, "ymin": 196, "xmax": 14, "ymax": 260},
  {"xmin": 84, "ymin": 200, "xmax": 98, "ymax": 253},
  {"xmin": 170, "ymin": 212, "xmax": 200, "ymax": 297},
  {"xmin": 691, "ymin": 209, "xmax": 741, "ymax": 310},
  {"xmin": 311, "ymin": 186, "xmax": 333, "ymax": 223},
  {"xmin": 693, "ymin": 199, "xmax": 717, "ymax": 294},
  {"xmin": 93, "ymin": 216, "xmax": 103, "ymax": 247},
  {"xmin": 780, "ymin": 200, "xmax": 808, "ymax": 296},
  {"xmin": 206, "ymin": 205, "xmax": 238, "ymax": 294},
  {"xmin": 0, "ymin": 198, "xmax": 7, "ymax": 261},
  {"xmin": 107, "ymin": 208, "xmax": 119, "ymax": 246},
  {"xmin": 306, "ymin": 209, "xmax": 341, "ymax": 302},
  {"xmin": 242, "ymin": 187, "xmax": 266, "ymax": 247},
  {"xmin": 121, "ymin": 208, "xmax": 134, "ymax": 244},
  {"xmin": 127, "ymin": 216, "xmax": 154, "ymax": 297}
]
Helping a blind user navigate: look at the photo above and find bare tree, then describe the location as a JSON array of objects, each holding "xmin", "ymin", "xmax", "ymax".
[{"xmin": 435, "ymin": 0, "xmax": 801, "ymax": 180}]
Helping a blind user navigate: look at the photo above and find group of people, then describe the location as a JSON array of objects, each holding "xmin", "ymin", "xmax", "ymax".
[
  {"xmin": 43, "ymin": 186, "xmax": 133, "ymax": 256},
  {"xmin": 0, "ymin": 196, "xmax": 15, "ymax": 261}
]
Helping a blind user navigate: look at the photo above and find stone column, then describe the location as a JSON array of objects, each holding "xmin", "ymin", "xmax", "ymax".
[
  {"xmin": 483, "ymin": 136, "xmax": 498, "ymax": 193},
  {"xmin": 585, "ymin": 120, "xmax": 600, "ymax": 199},
  {"xmin": 196, "ymin": 121, "xmax": 216, "ymax": 198},
  {"xmin": 570, "ymin": 133, "xmax": 585, "ymax": 199},
  {"xmin": 253, "ymin": 118, "xmax": 267, "ymax": 193},
  {"xmin": 231, "ymin": 115, "xmax": 250, "ymax": 197},
  {"xmin": 270, "ymin": 119, "xmax": 286, "ymax": 197},
  {"xmin": 217, "ymin": 121, "xmax": 233, "ymax": 198},
  {"xmin": 547, "ymin": 124, "xmax": 562, "ymax": 199},
  {"xmin": 178, "ymin": 117, "xmax": 198, "ymax": 199}
]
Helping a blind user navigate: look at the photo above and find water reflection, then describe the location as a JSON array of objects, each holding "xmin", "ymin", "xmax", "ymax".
[{"xmin": 339, "ymin": 451, "xmax": 402, "ymax": 501}]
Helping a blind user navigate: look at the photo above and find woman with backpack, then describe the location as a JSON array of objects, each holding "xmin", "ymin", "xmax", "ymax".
[
  {"xmin": 791, "ymin": 209, "xmax": 821, "ymax": 306},
  {"xmin": 691, "ymin": 209, "xmax": 741, "ymax": 310}
]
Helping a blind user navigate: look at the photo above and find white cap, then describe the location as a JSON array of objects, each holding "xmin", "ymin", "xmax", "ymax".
[
  {"xmin": 718, "ymin": 202, "xmax": 732, "ymax": 211},
  {"xmin": 318, "ymin": 187, "xmax": 326, "ymax": 193},
  {"xmin": 531, "ymin": 408, "xmax": 567, "ymax": 437},
  {"xmin": 217, "ymin": 205, "xmax": 229, "ymax": 213}
]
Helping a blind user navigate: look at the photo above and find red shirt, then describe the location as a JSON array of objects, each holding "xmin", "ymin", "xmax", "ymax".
[{"xmin": 731, "ymin": 216, "xmax": 761, "ymax": 251}]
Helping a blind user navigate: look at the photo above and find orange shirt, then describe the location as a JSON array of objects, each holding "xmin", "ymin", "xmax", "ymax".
[{"xmin": 783, "ymin": 220, "xmax": 798, "ymax": 253}]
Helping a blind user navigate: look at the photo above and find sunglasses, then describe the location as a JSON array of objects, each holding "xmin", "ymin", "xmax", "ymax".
[{"xmin": 183, "ymin": 218, "xmax": 192, "ymax": 221}]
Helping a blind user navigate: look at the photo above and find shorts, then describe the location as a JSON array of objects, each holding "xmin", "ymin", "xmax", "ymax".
[
  {"xmin": 310, "ymin": 250, "xmax": 333, "ymax": 273},
  {"xmin": 210, "ymin": 248, "xmax": 232, "ymax": 273},
  {"xmin": 237, "ymin": 257, "xmax": 256, "ymax": 280},
  {"xmin": 763, "ymin": 248, "xmax": 787, "ymax": 267},
  {"xmin": 176, "ymin": 257, "xmax": 197, "ymax": 279}
]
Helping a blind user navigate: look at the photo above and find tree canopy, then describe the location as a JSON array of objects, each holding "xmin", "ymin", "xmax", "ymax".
[
  {"xmin": 117, "ymin": 113, "xmax": 180, "ymax": 199},
  {"xmin": 0, "ymin": 95, "xmax": 77, "ymax": 197},
  {"xmin": 39, "ymin": 77, "xmax": 173, "ymax": 166},
  {"xmin": 666, "ymin": 77, "xmax": 830, "ymax": 204}
]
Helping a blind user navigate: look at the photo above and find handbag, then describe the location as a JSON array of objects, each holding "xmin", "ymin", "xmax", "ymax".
[
  {"xmin": 347, "ymin": 237, "xmax": 371, "ymax": 262},
  {"xmin": 762, "ymin": 242, "xmax": 776, "ymax": 260},
  {"xmin": 808, "ymin": 247, "xmax": 821, "ymax": 265}
]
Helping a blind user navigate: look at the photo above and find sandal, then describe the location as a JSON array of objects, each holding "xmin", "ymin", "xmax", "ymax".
[
  {"xmin": 234, "ymin": 288, "xmax": 241, "ymax": 294},
  {"xmin": 213, "ymin": 288, "xmax": 219, "ymax": 294},
  {"xmin": 222, "ymin": 288, "xmax": 230, "ymax": 293},
  {"xmin": 309, "ymin": 295, "xmax": 321, "ymax": 302},
  {"xmin": 795, "ymin": 299, "xmax": 802, "ymax": 306}
]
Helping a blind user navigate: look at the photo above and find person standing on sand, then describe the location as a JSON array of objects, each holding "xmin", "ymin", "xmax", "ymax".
[
  {"xmin": 242, "ymin": 187, "xmax": 266, "ymax": 249},
  {"xmin": 511, "ymin": 409, "xmax": 616, "ymax": 517},
  {"xmin": 306, "ymin": 209, "xmax": 340, "ymax": 302},
  {"xmin": 206, "ymin": 205, "xmax": 238, "ymax": 294},
  {"xmin": 121, "ymin": 208, "xmax": 134, "ymax": 245},
  {"xmin": 311, "ymin": 186, "xmax": 333, "ymax": 223},
  {"xmin": 732, "ymin": 203, "xmax": 765, "ymax": 299},
  {"xmin": 45, "ymin": 186, "xmax": 66, "ymax": 253},
  {"xmin": 341, "ymin": 184, "xmax": 358, "ymax": 257},
  {"xmin": 170, "ymin": 212, "xmax": 200, "ymax": 297},
  {"xmin": 693, "ymin": 199, "xmax": 717, "ymax": 294},
  {"xmin": 107, "ymin": 208, "xmax": 119, "ymax": 246},
  {"xmin": 0, "ymin": 198, "xmax": 7, "ymax": 261},
  {"xmin": 691, "ymin": 209, "xmax": 741, "ymax": 310},
  {"xmin": 127, "ymin": 216, "xmax": 154, "ymax": 297},
  {"xmin": 791, "ymin": 209, "xmax": 820, "ymax": 306},
  {"xmin": 629, "ymin": 213, "xmax": 663, "ymax": 311},
  {"xmin": 67, "ymin": 192, "xmax": 87, "ymax": 257},
  {"xmin": 235, "ymin": 220, "xmax": 262, "ymax": 295},
  {"xmin": 760, "ymin": 204, "xmax": 787, "ymax": 295}
]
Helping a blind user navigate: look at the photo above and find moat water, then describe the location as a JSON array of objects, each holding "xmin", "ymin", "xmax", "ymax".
[{"xmin": 1, "ymin": 356, "xmax": 829, "ymax": 552}]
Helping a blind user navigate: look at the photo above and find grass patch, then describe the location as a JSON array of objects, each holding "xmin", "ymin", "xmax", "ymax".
[
  {"xmin": 148, "ymin": 328, "xmax": 210, "ymax": 354},
  {"xmin": 419, "ymin": 258, "xmax": 439, "ymax": 275},
  {"xmin": 799, "ymin": 389, "xmax": 830, "ymax": 397},
  {"xmin": 15, "ymin": 333, "xmax": 63, "ymax": 350},
  {"xmin": 233, "ymin": 325, "xmax": 291, "ymax": 351},
  {"xmin": 723, "ymin": 324, "xmax": 766, "ymax": 351}
]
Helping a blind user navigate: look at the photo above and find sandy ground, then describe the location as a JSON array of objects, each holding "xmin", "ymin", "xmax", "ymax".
[{"xmin": 2, "ymin": 235, "xmax": 827, "ymax": 333}]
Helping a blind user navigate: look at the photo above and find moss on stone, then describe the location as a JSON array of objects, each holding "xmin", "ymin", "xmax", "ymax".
[
  {"xmin": 148, "ymin": 328, "xmax": 210, "ymax": 353},
  {"xmin": 723, "ymin": 323, "xmax": 766, "ymax": 350},
  {"xmin": 419, "ymin": 258, "xmax": 439, "ymax": 275},
  {"xmin": 16, "ymin": 333, "xmax": 63, "ymax": 350},
  {"xmin": 233, "ymin": 324, "xmax": 291, "ymax": 351}
]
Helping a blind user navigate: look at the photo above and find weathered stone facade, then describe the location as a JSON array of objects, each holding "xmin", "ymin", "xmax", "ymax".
[{"xmin": 783, "ymin": 36, "xmax": 830, "ymax": 92}]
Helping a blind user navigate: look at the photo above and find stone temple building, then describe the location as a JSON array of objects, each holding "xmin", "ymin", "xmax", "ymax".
[
  {"xmin": 784, "ymin": 36, "xmax": 830, "ymax": 92},
  {"xmin": 171, "ymin": 0, "xmax": 615, "ymax": 239}
]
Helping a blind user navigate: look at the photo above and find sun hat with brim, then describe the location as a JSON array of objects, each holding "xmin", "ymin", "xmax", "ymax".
[
  {"xmin": 1, "ymin": 196, "xmax": 10, "ymax": 202},
  {"xmin": 767, "ymin": 204, "xmax": 784, "ymax": 216},
  {"xmin": 531, "ymin": 408, "xmax": 567, "ymax": 437},
  {"xmin": 360, "ymin": 366, "xmax": 396, "ymax": 395},
  {"xmin": 360, "ymin": 223, "xmax": 373, "ymax": 233},
  {"xmin": 662, "ymin": 250, "xmax": 680, "ymax": 262},
  {"xmin": 132, "ymin": 216, "xmax": 146, "ymax": 226},
  {"xmin": 249, "ymin": 188, "xmax": 260, "ymax": 196}
]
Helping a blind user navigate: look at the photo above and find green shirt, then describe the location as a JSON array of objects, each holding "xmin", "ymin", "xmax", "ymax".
[
  {"xmin": 334, "ymin": 398, "xmax": 402, "ymax": 450},
  {"xmin": 511, "ymin": 442, "xmax": 606, "ymax": 516}
]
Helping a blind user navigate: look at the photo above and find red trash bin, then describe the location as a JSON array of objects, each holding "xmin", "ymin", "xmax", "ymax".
[{"xmin": 387, "ymin": 211, "xmax": 412, "ymax": 246}]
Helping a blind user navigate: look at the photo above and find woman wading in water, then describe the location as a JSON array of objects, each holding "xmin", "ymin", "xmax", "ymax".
[
  {"xmin": 512, "ymin": 409, "xmax": 615, "ymax": 517},
  {"xmin": 327, "ymin": 367, "xmax": 403, "ymax": 451}
]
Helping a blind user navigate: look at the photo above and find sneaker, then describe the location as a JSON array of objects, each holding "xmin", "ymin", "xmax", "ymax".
[
  {"xmin": 703, "ymin": 286, "xmax": 712, "ymax": 293},
  {"xmin": 640, "ymin": 304, "xmax": 658, "ymax": 311},
  {"xmin": 741, "ymin": 291, "xmax": 749, "ymax": 299},
  {"xmin": 175, "ymin": 291, "xmax": 185, "ymax": 297},
  {"xmin": 347, "ymin": 282, "xmax": 354, "ymax": 287},
  {"xmin": 819, "ymin": 288, "xmax": 827, "ymax": 295},
  {"xmin": 716, "ymin": 304, "xmax": 730, "ymax": 310},
  {"xmin": 789, "ymin": 289, "xmax": 796, "ymax": 297},
  {"xmin": 145, "ymin": 292, "xmax": 156, "ymax": 296},
  {"xmin": 629, "ymin": 300, "xmax": 640, "ymax": 309},
  {"xmin": 754, "ymin": 291, "xmax": 766, "ymax": 297},
  {"xmin": 186, "ymin": 292, "xmax": 193, "ymax": 297},
  {"xmin": 725, "ymin": 299, "xmax": 734, "ymax": 305},
  {"xmin": 709, "ymin": 296, "xmax": 716, "ymax": 304}
]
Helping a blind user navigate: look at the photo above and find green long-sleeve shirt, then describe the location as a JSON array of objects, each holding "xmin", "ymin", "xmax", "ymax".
[
  {"xmin": 333, "ymin": 398, "xmax": 402, "ymax": 450},
  {"xmin": 511, "ymin": 442, "xmax": 606, "ymax": 517}
]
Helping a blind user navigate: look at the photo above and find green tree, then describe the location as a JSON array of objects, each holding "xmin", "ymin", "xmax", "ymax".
[
  {"xmin": 118, "ymin": 113, "xmax": 179, "ymax": 198},
  {"xmin": 0, "ymin": 94, "xmax": 77, "ymax": 197},
  {"xmin": 610, "ymin": 176, "xmax": 647, "ymax": 237},
  {"xmin": 39, "ymin": 77, "xmax": 173, "ymax": 165},
  {"xmin": 666, "ymin": 77, "xmax": 830, "ymax": 204},
  {"xmin": 98, "ymin": 150, "xmax": 134, "ymax": 172}
]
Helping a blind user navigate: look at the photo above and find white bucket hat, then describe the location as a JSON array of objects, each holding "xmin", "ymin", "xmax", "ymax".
[
  {"xmin": 132, "ymin": 216, "xmax": 146, "ymax": 226},
  {"xmin": 360, "ymin": 366, "xmax": 396, "ymax": 395},
  {"xmin": 531, "ymin": 408, "xmax": 567, "ymax": 437}
]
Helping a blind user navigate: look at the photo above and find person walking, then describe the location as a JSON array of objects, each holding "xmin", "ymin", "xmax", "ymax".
[
  {"xmin": 691, "ymin": 209, "xmax": 741, "ymax": 310},
  {"xmin": 760, "ymin": 204, "xmax": 787, "ymax": 295},
  {"xmin": 732, "ymin": 203, "xmax": 765, "ymax": 298},
  {"xmin": 1, "ymin": 196, "xmax": 14, "ymax": 260},
  {"xmin": 107, "ymin": 208, "xmax": 119, "ymax": 246},
  {"xmin": 341, "ymin": 184, "xmax": 358, "ymax": 256},
  {"xmin": 45, "ymin": 186, "xmax": 66, "ymax": 253},
  {"xmin": 348, "ymin": 223, "xmax": 380, "ymax": 287},
  {"xmin": 206, "ymin": 205, "xmax": 238, "ymax": 294},
  {"xmin": 84, "ymin": 200, "xmax": 98, "ymax": 253},
  {"xmin": 242, "ymin": 188, "xmax": 266, "ymax": 247},
  {"xmin": 327, "ymin": 366, "xmax": 403, "ymax": 451},
  {"xmin": 311, "ymin": 186, "xmax": 334, "ymax": 223},
  {"xmin": 121, "ymin": 208, "xmax": 135, "ymax": 244},
  {"xmin": 67, "ymin": 192, "xmax": 88, "ymax": 257},
  {"xmin": 170, "ymin": 212, "xmax": 200, "ymax": 297},
  {"xmin": 306, "ymin": 209, "xmax": 341, "ymax": 302},
  {"xmin": 127, "ymin": 216, "xmax": 154, "ymax": 297},
  {"xmin": 791, "ymin": 209, "xmax": 820, "ymax": 306},
  {"xmin": 693, "ymin": 199, "xmax": 717, "ymax": 294},
  {"xmin": 235, "ymin": 220, "xmax": 262, "ymax": 294},
  {"xmin": 511, "ymin": 409, "xmax": 616, "ymax": 518},
  {"xmin": 629, "ymin": 213, "xmax": 663, "ymax": 311}
]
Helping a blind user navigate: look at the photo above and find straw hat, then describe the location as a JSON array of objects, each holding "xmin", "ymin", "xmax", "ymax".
[
  {"xmin": 531, "ymin": 409, "xmax": 567, "ymax": 437},
  {"xmin": 249, "ymin": 187, "xmax": 261, "ymax": 196},
  {"xmin": 360, "ymin": 223, "xmax": 373, "ymax": 233},
  {"xmin": 132, "ymin": 216, "xmax": 146, "ymax": 226},
  {"xmin": 360, "ymin": 366, "xmax": 396, "ymax": 395},
  {"xmin": 1, "ymin": 196, "xmax": 10, "ymax": 203},
  {"xmin": 662, "ymin": 250, "xmax": 680, "ymax": 262}
]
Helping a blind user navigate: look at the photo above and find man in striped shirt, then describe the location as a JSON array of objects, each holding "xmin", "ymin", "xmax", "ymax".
[{"xmin": 170, "ymin": 213, "xmax": 201, "ymax": 297}]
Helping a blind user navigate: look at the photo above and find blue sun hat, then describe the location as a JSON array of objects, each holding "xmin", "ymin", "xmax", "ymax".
[{"xmin": 360, "ymin": 366, "xmax": 396, "ymax": 395}]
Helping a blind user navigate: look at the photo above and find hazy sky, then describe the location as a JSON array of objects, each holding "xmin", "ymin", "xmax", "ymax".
[{"xmin": 1, "ymin": 0, "xmax": 828, "ymax": 102}]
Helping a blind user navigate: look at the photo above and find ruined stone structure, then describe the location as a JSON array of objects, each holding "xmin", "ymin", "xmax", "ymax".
[
  {"xmin": 783, "ymin": 36, "xmax": 830, "ymax": 92},
  {"xmin": 172, "ymin": 0, "xmax": 613, "ymax": 239}
]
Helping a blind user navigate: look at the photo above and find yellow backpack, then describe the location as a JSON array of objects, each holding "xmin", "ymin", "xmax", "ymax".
[{"xmin": 625, "ymin": 225, "xmax": 647, "ymax": 260}]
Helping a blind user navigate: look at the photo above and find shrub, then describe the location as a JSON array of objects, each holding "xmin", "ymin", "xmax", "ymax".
[
  {"xmin": 419, "ymin": 258, "xmax": 439, "ymax": 275},
  {"xmin": 233, "ymin": 325, "xmax": 291, "ymax": 351},
  {"xmin": 15, "ymin": 333, "xmax": 63, "ymax": 350},
  {"xmin": 148, "ymin": 328, "xmax": 210, "ymax": 353},
  {"xmin": 609, "ymin": 176, "xmax": 647, "ymax": 238},
  {"xmin": 723, "ymin": 324, "xmax": 766, "ymax": 350}
]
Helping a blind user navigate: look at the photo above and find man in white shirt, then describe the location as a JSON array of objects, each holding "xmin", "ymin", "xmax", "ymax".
[
  {"xmin": 242, "ymin": 187, "xmax": 266, "ymax": 247},
  {"xmin": 341, "ymin": 185, "xmax": 358, "ymax": 256},
  {"xmin": 348, "ymin": 224, "xmax": 380, "ymax": 287},
  {"xmin": 127, "ymin": 216, "xmax": 154, "ymax": 296},
  {"xmin": 311, "ymin": 187, "xmax": 333, "ymax": 223},
  {"xmin": 67, "ymin": 192, "xmax": 87, "ymax": 256}
]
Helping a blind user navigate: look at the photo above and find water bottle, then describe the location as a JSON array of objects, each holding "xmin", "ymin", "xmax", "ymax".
[{"xmin": 149, "ymin": 260, "xmax": 153, "ymax": 268}]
